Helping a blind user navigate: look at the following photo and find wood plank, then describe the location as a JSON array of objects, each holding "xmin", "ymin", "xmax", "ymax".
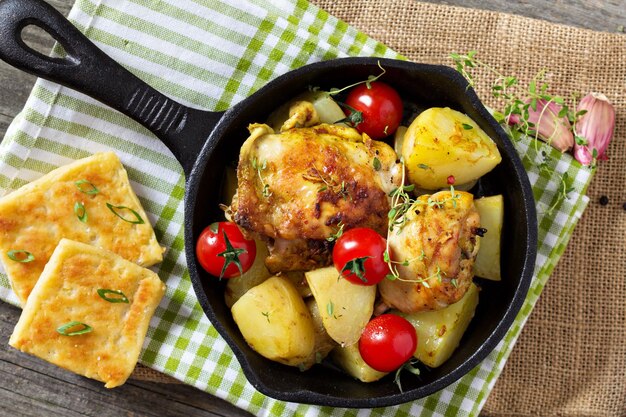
[
  {"xmin": 427, "ymin": 0, "xmax": 626, "ymax": 33},
  {"xmin": 0, "ymin": 302, "xmax": 253, "ymax": 417}
]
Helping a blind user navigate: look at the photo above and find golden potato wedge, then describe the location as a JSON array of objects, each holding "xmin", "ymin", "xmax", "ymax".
[
  {"xmin": 224, "ymin": 238, "xmax": 271, "ymax": 308},
  {"xmin": 396, "ymin": 283, "xmax": 479, "ymax": 368},
  {"xmin": 231, "ymin": 276, "xmax": 315, "ymax": 367},
  {"xmin": 331, "ymin": 342, "xmax": 388, "ymax": 383},
  {"xmin": 473, "ymin": 195, "xmax": 504, "ymax": 281},
  {"xmin": 282, "ymin": 271, "xmax": 312, "ymax": 298},
  {"xmin": 393, "ymin": 125, "xmax": 407, "ymax": 156},
  {"xmin": 402, "ymin": 107, "xmax": 501, "ymax": 190},
  {"xmin": 299, "ymin": 298, "xmax": 338, "ymax": 370},
  {"xmin": 305, "ymin": 266, "xmax": 376, "ymax": 347}
]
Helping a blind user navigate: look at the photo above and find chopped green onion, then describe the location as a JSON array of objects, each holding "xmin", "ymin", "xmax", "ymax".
[
  {"xmin": 56, "ymin": 321, "xmax": 92, "ymax": 336},
  {"xmin": 106, "ymin": 203, "xmax": 145, "ymax": 224},
  {"xmin": 7, "ymin": 250, "xmax": 34, "ymax": 263},
  {"xmin": 75, "ymin": 179, "xmax": 99, "ymax": 195},
  {"xmin": 97, "ymin": 289, "xmax": 129, "ymax": 303},
  {"xmin": 74, "ymin": 201, "xmax": 87, "ymax": 223},
  {"xmin": 373, "ymin": 157, "xmax": 382, "ymax": 171},
  {"xmin": 326, "ymin": 300, "xmax": 334, "ymax": 317}
]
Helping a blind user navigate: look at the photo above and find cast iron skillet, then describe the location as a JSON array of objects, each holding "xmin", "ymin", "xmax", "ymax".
[{"xmin": 0, "ymin": 0, "xmax": 537, "ymax": 408}]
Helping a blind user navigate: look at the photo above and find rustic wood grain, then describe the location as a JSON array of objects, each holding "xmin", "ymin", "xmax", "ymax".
[
  {"xmin": 0, "ymin": 1, "xmax": 623, "ymax": 416},
  {"xmin": 433, "ymin": 0, "xmax": 626, "ymax": 33},
  {"xmin": 0, "ymin": 302, "xmax": 253, "ymax": 417}
]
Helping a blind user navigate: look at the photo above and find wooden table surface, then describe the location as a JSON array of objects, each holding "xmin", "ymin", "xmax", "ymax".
[{"xmin": 0, "ymin": 1, "xmax": 624, "ymax": 416}]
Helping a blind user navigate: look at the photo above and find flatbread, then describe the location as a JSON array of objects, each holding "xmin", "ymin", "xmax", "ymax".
[
  {"xmin": 0, "ymin": 152, "xmax": 164, "ymax": 305},
  {"xmin": 9, "ymin": 238, "xmax": 165, "ymax": 388}
]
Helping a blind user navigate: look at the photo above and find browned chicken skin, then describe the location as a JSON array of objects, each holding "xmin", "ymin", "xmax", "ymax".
[
  {"xmin": 232, "ymin": 122, "xmax": 401, "ymax": 272},
  {"xmin": 379, "ymin": 190, "xmax": 481, "ymax": 312}
]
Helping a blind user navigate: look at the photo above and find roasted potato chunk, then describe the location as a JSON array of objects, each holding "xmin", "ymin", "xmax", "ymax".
[
  {"xmin": 395, "ymin": 283, "xmax": 479, "ymax": 368},
  {"xmin": 473, "ymin": 195, "xmax": 504, "ymax": 280},
  {"xmin": 224, "ymin": 237, "xmax": 272, "ymax": 308},
  {"xmin": 402, "ymin": 107, "xmax": 501, "ymax": 190},
  {"xmin": 305, "ymin": 266, "xmax": 376, "ymax": 347},
  {"xmin": 299, "ymin": 298, "xmax": 338, "ymax": 370},
  {"xmin": 231, "ymin": 276, "xmax": 315, "ymax": 367},
  {"xmin": 331, "ymin": 342, "xmax": 388, "ymax": 383}
]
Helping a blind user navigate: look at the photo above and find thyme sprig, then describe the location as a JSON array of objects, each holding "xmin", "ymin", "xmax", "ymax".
[
  {"xmin": 252, "ymin": 158, "xmax": 271, "ymax": 198},
  {"xmin": 326, "ymin": 221, "xmax": 345, "ymax": 242},
  {"xmin": 394, "ymin": 358, "xmax": 421, "ymax": 393},
  {"xmin": 302, "ymin": 166, "xmax": 350, "ymax": 200},
  {"xmin": 327, "ymin": 60, "xmax": 386, "ymax": 96},
  {"xmin": 450, "ymin": 51, "xmax": 583, "ymax": 212},
  {"xmin": 384, "ymin": 162, "xmax": 459, "ymax": 283}
]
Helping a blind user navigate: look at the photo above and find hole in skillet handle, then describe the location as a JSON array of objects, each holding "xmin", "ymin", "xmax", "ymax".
[
  {"xmin": 0, "ymin": 0, "xmax": 81, "ymax": 76},
  {"xmin": 184, "ymin": 57, "xmax": 537, "ymax": 408},
  {"xmin": 19, "ymin": 23, "xmax": 69, "ymax": 58}
]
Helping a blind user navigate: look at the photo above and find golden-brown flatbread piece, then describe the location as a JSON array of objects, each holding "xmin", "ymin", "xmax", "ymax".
[
  {"xmin": 0, "ymin": 152, "xmax": 164, "ymax": 305},
  {"xmin": 9, "ymin": 238, "xmax": 166, "ymax": 388}
]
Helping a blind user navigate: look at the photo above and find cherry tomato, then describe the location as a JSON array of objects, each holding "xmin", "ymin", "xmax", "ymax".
[
  {"xmin": 196, "ymin": 221, "xmax": 256, "ymax": 279},
  {"xmin": 344, "ymin": 81, "xmax": 403, "ymax": 140},
  {"xmin": 332, "ymin": 227, "xmax": 389, "ymax": 286},
  {"xmin": 359, "ymin": 314, "xmax": 417, "ymax": 372}
]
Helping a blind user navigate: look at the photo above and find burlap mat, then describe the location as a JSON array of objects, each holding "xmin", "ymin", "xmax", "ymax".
[{"xmin": 132, "ymin": 2, "xmax": 626, "ymax": 416}]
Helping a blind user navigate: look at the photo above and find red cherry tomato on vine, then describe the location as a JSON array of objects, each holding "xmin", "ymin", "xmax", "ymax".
[
  {"xmin": 359, "ymin": 314, "xmax": 417, "ymax": 372},
  {"xmin": 344, "ymin": 81, "xmax": 403, "ymax": 140},
  {"xmin": 332, "ymin": 227, "xmax": 389, "ymax": 286},
  {"xmin": 196, "ymin": 222, "xmax": 256, "ymax": 279}
]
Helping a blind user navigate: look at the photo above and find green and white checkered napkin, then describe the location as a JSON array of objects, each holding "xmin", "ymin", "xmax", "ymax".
[{"xmin": 0, "ymin": 0, "xmax": 594, "ymax": 415}]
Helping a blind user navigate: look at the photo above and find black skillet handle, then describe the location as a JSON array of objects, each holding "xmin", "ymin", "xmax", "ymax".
[{"xmin": 0, "ymin": 0, "xmax": 220, "ymax": 175}]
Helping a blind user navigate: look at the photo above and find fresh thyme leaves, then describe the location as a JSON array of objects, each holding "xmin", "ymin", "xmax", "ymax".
[
  {"xmin": 385, "ymin": 162, "xmax": 415, "ymax": 280},
  {"xmin": 384, "ymin": 163, "xmax": 459, "ymax": 283},
  {"xmin": 326, "ymin": 222, "xmax": 345, "ymax": 242},
  {"xmin": 340, "ymin": 256, "xmax": 370, "ymax": 283},
  {"xmin": 327, "ymin": 60, "xmax": 386, "ymax": 96},
  {"xmin": 262, "ymin": 311, "xmax": 270, "ymax": 323},
  {"xmin": 106, "ymin": 203, "xmax": 145, "ymax": 224},
  {"xmin": 373, "ymin": 156, "xmax": 382, "ymax": 171},
  {"xmin": 57, "ymin": 321, "xmax": 93, "ymax": 336},
  {"xmin": 426, "ymin": 186, "xmax": 461, "ymax": 209},
  {"xmin": 326, "ymin": 300, "xmax": 334, "ymax": 317},
  {"xmin": 394, "ymin": 358, "xmax": 421, "ymax": 392},
  {"xmin": 537, "ymin": 150, "xmax": 575, "ymax": 213},
  {"xmin": 75, "ymin": 179, "xmax": 99, "ymax": 195},
  {"xmin": 97, "ymin": 289, "xmax": 129, "ymax": 303},
  {"xmin": 303, "ymin": 167, "xmax": 350, "ymax": 200},
  {"xmin": 252, "ymin": 158, "xmax": 271, "ymax": 198},
  {"xmin": 450, "ymin": 50, "xmax": 583, "ymax": 211},
  {"xmin": 74, "ymin": 201, "xmax": 87, "ymax": 223},
  {"xmin": 7, "ymin": 249, "xmax": 34, "ymax": 263},
  {"xmin": 217, "ymin": 230, "xmax": 247, "ymax": 279}
]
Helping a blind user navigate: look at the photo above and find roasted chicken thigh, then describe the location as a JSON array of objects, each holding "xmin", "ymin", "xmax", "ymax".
[
  {"xmin": 232, "ymin": 122, "xmax": 401, "ymax": 272},
  {"xmin": 379, "ymin": 190, "xmax": 481, "ymax": 313}
]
